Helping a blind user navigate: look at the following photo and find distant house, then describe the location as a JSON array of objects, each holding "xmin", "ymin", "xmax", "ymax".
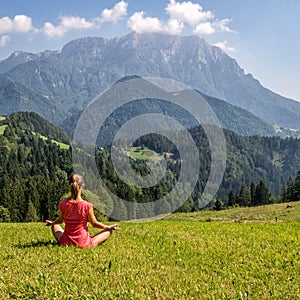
[{"xmin": 163, "ymin": 152, "xmax": 173, "ymax": 159}]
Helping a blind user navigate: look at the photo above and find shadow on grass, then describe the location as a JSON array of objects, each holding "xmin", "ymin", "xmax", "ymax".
[{"xmin": 15, "ymin": 240, "xmax": 59, "ymax": 248}]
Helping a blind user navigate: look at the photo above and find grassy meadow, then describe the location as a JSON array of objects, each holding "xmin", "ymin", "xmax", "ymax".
[
  {"xmin": 128, "ymin": 146, "xmax": 163, "ymax": 161},
  {"xmin": 0, "ymin": 203, "xmax": 299, "ymax": 299}
]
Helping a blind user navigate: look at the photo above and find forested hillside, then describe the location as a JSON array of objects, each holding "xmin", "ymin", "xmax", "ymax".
[
  {"xmin": 62, "ymin": 90, "xmax": 276, "ymax": 142},
  {"xmin": 0, "ymin": 112, "xmax": 72, "ymax": 222},
  {"xmin": 1, "ymin": 112, "xmax": 300, "ymax": 222}
]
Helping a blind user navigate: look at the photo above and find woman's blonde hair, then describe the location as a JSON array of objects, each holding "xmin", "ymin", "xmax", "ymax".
[{"xmin": 68, "ymin": 173, "xmax": 84, "ymax": 200}]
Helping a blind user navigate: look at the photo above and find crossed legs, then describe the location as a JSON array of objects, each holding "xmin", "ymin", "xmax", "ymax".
[
  {"xmin": 50, "ymin": 225, "xmax": 112, "ymax": 247},
  {"xmin": 51, "ymin": 224, "xmax": 64, "ymax": 243},
  {"xmin": 91, "ymin": 228, "xmax": 113, "ymax": 246}
]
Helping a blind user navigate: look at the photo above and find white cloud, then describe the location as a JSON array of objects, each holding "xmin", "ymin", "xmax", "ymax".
[
  {"xmin": 0, "ymin": 0, "xmax": 235, "ymax": 47},
  {"xmin": 213, "ymin": 41, "xmax": 236, "ymax": 52},
  {"xmin": 128, "ymin": 1, "xmax": 235, "ymax": 36},
  {"xmin": 100, "ymin": 0, "xmax": 128, "ymax": 23},
  {"xmin": 166, "ymin": 0, "xmax": 213, "ymax": 27},
  {"xmin": 42, "ymin": 1, "xmax": 128, "ymax": 38},
  {"xmin": 193, "ymin": 22, "xmax": 215, "ymax": 35},
  {"xmin": 11, "ymin": 15, "xmax": 33, "ymax": 32},
  {"xmin": 0, "ymin": 17, "xmax": 12, "ymax": 34},
  {"xmin": 0, "ymin": 15, "xmax": 33, "ymax": 34},
  {"xmin": 214, "ymin": 18, "xmax": 235, "ymax": 33},
  {"xmin": 166, "ymin": 18, "xmax": 184, "ymax": 35},
  {"xmin": 127, "ymin": 12, "xmax": 164, "ymax": 34},
  {"xmin": 42, "ymin": 22, "xmax": 66, "ymax": 38},
  {"xmin": 0, "ymin": 35, "xmax": 11, "ymax": 47},
  {"xmin": 42, "ymin": 16, "xmax": 94, "ymax": 38},
  {"xmin": 193, "ymin": 18, "xmax": 235, "ymax": 35},
  {"xmin": 60, "ymin": 16, "xmax": 94, "ymax": 30},
  {"xmin": 127, "ymin": 11, "xmax": 184, "ymax": 35}
]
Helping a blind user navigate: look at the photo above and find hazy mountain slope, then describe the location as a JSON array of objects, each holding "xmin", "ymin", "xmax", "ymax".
[
  {"xmin": 199, "ymin": 92, "xmax": 275, "ymax": 136},
  {"xmin": 0, "ymin": 51, "xmax": 38, "ymax": 74},
  {"xmin": 1, "ymin": 32, "xmax": 299, "ymax": 133},
  {"xmin": 0, "ymin": 75, "xmax": 62, "ymax": 124},
  {"xmin": 61, "ymin": 77, "xmax": 276, "ymax": 139},
  {"xmin": 0, "ymin": 50, "xmax": 58, "ymax": 74},
  {"xmin": 0, "ymin": 67, "xmax": 275, "ymax": 136},
  {"xmin": 212, "ymin": 71, "xmax": 300, "ymax": 129}
]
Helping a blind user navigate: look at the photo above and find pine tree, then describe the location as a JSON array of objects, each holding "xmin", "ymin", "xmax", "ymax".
[
  {"xmin": 214, "ymin": 198, "xmax": 223, "ymax": 211},
  {"xmin": 253, "ymin": 181, "xmax": 271, "ymax": 206},
  {"xmin": 238, "ymin": 184, "xmax": 251, "ymax": 206},
  {"xmin": 280, "ymin": 185, "xmax": 287, "ymax": 203},
  {"xmin": 227, "ymin": 190, "xmax": 236, "ymax": 207},
  {"xmin": 250, "ymin": 182, "xmax": 256, "ymax": 204},
  {"xmin": 286, "ymin": 176, "xmax": 294, "ymax": 202},
  {"xmin": 25, "ymin": 201, "xmax": 39, "ymax": 222},
  {"xmin": 292, "ymin": 171, "xmax": 300, "ymax": 201},
  {"xmin": 0, "ymin": 206, "xmax": 11, "ymax": 222}
]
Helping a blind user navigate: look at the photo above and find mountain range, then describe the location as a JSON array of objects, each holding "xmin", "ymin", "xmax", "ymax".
[{"xmin": 0, "ymin": 32, "xmax": 299, "ymax": 137}]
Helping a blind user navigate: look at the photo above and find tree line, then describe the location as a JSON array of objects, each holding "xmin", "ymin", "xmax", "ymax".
[{"xmin": 1, "ymin": 112, "xmax": 300, "ymax": 222}]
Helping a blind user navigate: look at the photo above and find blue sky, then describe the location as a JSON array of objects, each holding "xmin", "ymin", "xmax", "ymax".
[{"xmin": 0, "ymin": 0, "xmax": 299, "ymax": 101}]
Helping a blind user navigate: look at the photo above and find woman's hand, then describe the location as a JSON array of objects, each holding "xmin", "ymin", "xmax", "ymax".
[
  {"xmin": 45, "ymin": 212, "xmax": 64, "ymax": 226},
  {"xmin": 108, "ymin": 224, "xmax": 121, "ymax": 230},
  {"xmin": 45, "ymin": 220, "xmax": 53, "ymax": 226}
]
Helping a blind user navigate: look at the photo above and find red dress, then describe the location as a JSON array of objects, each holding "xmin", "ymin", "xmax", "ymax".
[{"xmin": 58, "ymin": 199, "xmax": 94, "ymax": 248}]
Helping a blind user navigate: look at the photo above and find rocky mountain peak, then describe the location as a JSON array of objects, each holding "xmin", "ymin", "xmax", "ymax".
[{"xmin": 1, "ymin": 32, "xmax": 300, "ymax": 133}]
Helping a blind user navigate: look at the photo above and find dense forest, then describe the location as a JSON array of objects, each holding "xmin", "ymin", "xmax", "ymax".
[
  {"xmin": 0, "ymin": 112, "xmax": 72, "ymax": 222},
  {"xmin": 0, "ymin": 112, "xmax": 300, "ymax": 222}
]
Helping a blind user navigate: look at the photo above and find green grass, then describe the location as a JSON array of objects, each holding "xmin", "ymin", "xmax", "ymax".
[
  {"xmin": 32, "ymin": 131, "xmax": 70, "ymax": 149},
  {"xmin": 162, "ymin": 201, "xmax": 300, "ymax": 223},
  {"xmin": 52, "ymin": 140, "xmax": 70, "ymax": 150},
  {"xmin": 0, "ymin": 125, "xmax": 8, "ymax": 135},
  {"xmin": 0, "ymin": 126, "xmax": 69, "ymax": 149},
  {"xmin": 1, "ymin": 204, "xmax": 299, "ymax": 299},
  {"xmin": 128, "ymin": 146, "xmax": 162, "ymax": 161}
]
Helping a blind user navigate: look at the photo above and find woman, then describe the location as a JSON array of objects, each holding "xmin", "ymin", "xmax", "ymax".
[{"xmin": 45, "ymin": 173, "xmax": 120, "ymax": 248}]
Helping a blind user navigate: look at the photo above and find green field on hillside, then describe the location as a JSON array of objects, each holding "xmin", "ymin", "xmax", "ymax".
[
  {"xmin": 0, "ymin": 124, "xmax": 7, "ymax": 135},
  {"xmin": 163, "ymin": 201, "xmax": 300, "ymax": 223},
  {"xmin": 0, "ymin": 203, "xmax": 299, "ymax": 299},
  {"xmin": 0, "ymin": 124, "xmax": 69, "ymax": 150},
  {"xmin": 31, "ymin": 131, "xmax": 70, "ymax": 149},
  {"xmin": 128, "ymin": 146, "xmax": 162, "ymax": 161}
]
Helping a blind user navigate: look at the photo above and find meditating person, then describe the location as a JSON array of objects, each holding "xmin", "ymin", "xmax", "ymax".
[{"xmin": 45, "ymin": 173, "xmax": 120, "ymax": 248}]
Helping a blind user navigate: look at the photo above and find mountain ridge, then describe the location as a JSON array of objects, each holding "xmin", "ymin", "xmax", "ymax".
[{"xmin": 0, "ymin": 32, "xmax": 299, "ymax": 135}]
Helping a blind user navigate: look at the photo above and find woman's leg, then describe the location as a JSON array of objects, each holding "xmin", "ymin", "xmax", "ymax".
[
  {"xmin": 91, "ymin": 228, "xmax": 112, "ymax": 246},
  {"xmin": 51, "ymin": 224, "xmax": 64, "ymax": 243}
]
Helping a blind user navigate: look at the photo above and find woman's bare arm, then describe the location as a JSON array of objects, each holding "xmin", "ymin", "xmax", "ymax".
[
  {"xmin": 88, "ymin": 207, "xmax": 120, "ymax": 230},
  {"xmin": 45, "ymin": 211, "xmax": 64, "ymax": 226}
]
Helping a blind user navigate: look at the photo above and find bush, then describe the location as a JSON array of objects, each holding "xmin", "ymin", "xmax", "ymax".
[{"xmin": 0, "ymin": 206, "xmax": 11, "ymax": 222}]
